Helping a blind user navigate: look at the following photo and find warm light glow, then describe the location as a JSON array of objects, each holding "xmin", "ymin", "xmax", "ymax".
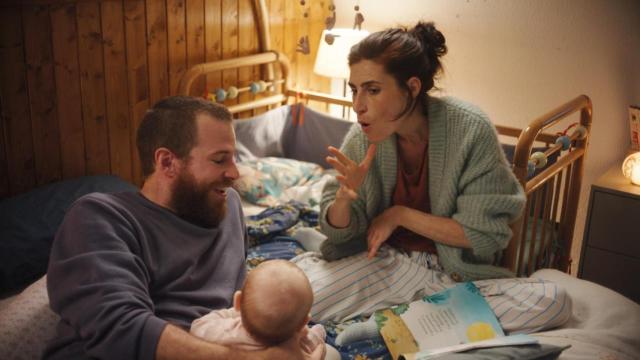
[
  {"xmin": 314, "ymin": 29, "xmax": 370, "ymax": 79},
  {"xmin": 622, "ymin": 152, "xmax": 640, "ymax": 186}
]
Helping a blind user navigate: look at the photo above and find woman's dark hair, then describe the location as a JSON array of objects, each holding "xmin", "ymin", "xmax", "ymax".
[
  {"xmin": 348, "ymin": 21, "xmax": 447, "ymax": 117},
  {"xmin": 136, "ymin": 96, "xmax": 231, "ymax": 177}
]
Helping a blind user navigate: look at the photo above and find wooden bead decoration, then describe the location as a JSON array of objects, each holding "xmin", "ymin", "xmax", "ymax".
[
  {"xmin": 555, "ymin": 135, "xmax": 571, "ymax": 151},
  {"xmin": 572, "ymin": 125, "xmax": 587, "ymax": 140},
  {"xmin": 227, "ymin": 86, "xmax": 239, "ymax": 99},
  {"xmin": 530, "ymin": 151, "xmax": 548, "ymax": 169},
  {"xmin": 215, "ymin": 88, "xmax": 227, "ymax": 102},
  {"xmin": 249, "ymin": 82, "xmax": 261, "ymax": 94},
  {"xmin": 300, "ymin": 0, "xmax": 305, "ymax": 5},
  {"xmin": 258, "ymin": 80, "xmax": 268, "ymax": 92},
  {"xmin": 527, "ymin": 161, "xmax": 536, "ymax": 177},
  {"xmin": 354, "ymin": 5, "xmax": 360, "ymax": 10}
]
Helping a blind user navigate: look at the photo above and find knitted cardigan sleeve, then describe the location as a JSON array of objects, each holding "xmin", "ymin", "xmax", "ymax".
[
  {"xmin": 448, "ymin": 108, "xmax": 526, "ymax": 258},
  {"xmin": 318, "ymin": 125, "xmax": 372, "ymax": 260}
]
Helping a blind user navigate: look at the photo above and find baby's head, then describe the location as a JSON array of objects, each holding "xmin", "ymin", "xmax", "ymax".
[{"xmin": 234, "ymin": 260, "xmax": 313, "ymax": 345}]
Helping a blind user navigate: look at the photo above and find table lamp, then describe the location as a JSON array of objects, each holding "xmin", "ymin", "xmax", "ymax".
[
  {"xmin": 314, "ymin": 28, "xmax": 369, "ymax": 118},
  {"xmin": 622, "ymin": 151, "xmax": 640, "ymax": 186}
]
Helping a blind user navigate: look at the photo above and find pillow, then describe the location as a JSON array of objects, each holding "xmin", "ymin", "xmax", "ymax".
[
  {"xmin": 0, "ymin": 175, "xmax": 138, "ymax": 295},
  {"xmin": 0, "ymin": 275, "xmax": 58, "ymax": 360},
  {"xmin": 233, "ymin": 104, "xmax": 353, "ymax": 168},
  {"xmin": 233, "ymin": 157, "xmax": 324, "ymax": 207},
  {"xmin": 282, "ymin": 104, "xmax": 353, "ymax": 168}
]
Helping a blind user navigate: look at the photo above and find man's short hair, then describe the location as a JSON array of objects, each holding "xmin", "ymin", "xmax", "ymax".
[{"xmin": 136, "ymin": 96, "xmax": 232, "ymax": 177}]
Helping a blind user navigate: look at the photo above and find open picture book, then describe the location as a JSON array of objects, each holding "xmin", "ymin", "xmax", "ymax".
[{"xmin": 374, "ymin": 282, "xmax": 538, "ymax": 360}]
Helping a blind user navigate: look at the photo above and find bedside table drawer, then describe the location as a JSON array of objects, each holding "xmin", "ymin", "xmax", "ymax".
[
  {"xmin": 587, "ymin": 190, "xmax": 640, "ymax": 256},
  {"xmin": 581, "ymin": 246, "xmax": 640, "ymax": 303}
]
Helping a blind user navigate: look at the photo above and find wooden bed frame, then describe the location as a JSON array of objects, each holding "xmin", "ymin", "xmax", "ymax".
[{"xmin": 178, "ymin": 0, "xmax": 593, "ymax": 277}]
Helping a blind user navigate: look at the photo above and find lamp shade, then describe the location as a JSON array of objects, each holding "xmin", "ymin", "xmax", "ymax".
[
  {"xmin": 622, "ymin": 151, "xmax": 640, "ymax": 186},
  {"xmin": 314, "ymin": 28, "xmax": 369, "ymax": 79}
]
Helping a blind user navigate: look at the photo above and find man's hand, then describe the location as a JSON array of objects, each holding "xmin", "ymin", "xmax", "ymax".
[{"xmin": 367, "ymin": 206, "xmax": 403, "ymax": 258}]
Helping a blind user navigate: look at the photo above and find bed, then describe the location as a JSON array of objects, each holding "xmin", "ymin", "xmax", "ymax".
[{"xmin": 1, "ymin": 2, "xmax": 639, "ymax": 359}]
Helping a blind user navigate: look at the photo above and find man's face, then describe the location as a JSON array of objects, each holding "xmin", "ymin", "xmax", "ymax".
[{"xmin": 170, "ymin": 114, "xmax": 239, "ymax": 228}]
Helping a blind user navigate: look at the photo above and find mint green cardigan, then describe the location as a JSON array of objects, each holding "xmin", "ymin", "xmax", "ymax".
[{"xmin": 319, "ymin": 96, "xmax": 526, "ymax": 281}]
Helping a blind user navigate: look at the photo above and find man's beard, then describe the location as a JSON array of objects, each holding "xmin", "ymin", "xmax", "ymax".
[{"xmin": 170, "ymin": 169, "xmax": 229, "ymax": 228}]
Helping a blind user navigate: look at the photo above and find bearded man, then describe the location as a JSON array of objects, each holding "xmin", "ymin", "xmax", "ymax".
[{"xmin": 44, "ymin": 96, "xmax": 321, "ymax": 360}]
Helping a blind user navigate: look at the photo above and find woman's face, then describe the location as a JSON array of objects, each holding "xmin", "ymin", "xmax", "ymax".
[{"xmin": 348, "ymin": 60, "xmax": 410, "ymax": 143}]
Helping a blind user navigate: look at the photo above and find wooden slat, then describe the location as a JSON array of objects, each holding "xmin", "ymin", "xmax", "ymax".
[
  {"xmin": 124, "ymin": 0, "xmax": 149, "ymax": 186},
  {"xmin": 51, "ymin": 3, "xmax": 85, "ymax": 179},
  {"xmin": 77, "ymin": 1, "xmax": 109, "ymax": 175},
  {"xmin": 102, "ymin": 0, "xmax": 133, "ymax": 183},
  {"xmin": 22, "ymin": 4, "xmax": 62, "ymax": 186},
  {"xmin": 0, "ymin": 6, "xmax": 35, "ymax": 195},
  {"xmin": 186, "ymin": 0, "xmax": 205, "ymax": 97},
  {"xmin": 221, "ymin": 0, "xmax": 238, "ymax": 105},
  {"xmin": 204, "ymin": 0, "xmax": 222, "ymax": 93},
  {"xmin": 237, "ymin": 0, "xmax": 255, "ymax": 118},
  {"xmin": 167, "ymin": 0, "xmax": 187, "ymax": 95},
  {"xmin": 146, "ymin": 0, "xmax": 170, "ymax": 104}
]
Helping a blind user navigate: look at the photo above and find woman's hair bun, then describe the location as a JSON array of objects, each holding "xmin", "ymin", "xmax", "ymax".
[{"xmin": 410, "ymin": 21, "xmax": 447, "ymax": 58}]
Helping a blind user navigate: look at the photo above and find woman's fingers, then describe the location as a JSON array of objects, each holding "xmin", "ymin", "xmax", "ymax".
[
  {"xmin": 328, "ymin": 146, "xmax": 353, "ymax": 166},
  {"xmin": 326, "ymin": 156, "xmax": 348, "ymax": 175},
  {"xmin": 367, "ymin": 232, "xmax": 382, "ymax": 259}
]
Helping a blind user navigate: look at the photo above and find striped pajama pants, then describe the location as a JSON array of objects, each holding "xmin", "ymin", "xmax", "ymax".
[{"xmin": 291, "ymin": 246, "xmax": 572, "ymax": 334}]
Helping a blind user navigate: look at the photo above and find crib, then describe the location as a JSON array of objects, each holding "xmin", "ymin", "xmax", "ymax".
[{"xmin": 178, "ymin": 49, "xmax": 592, "ymax": 278}]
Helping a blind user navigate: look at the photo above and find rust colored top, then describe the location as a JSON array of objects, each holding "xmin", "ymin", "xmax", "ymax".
[{"xmin": 388, "ymin": 139, "xmax": 437, "ymax": 253}]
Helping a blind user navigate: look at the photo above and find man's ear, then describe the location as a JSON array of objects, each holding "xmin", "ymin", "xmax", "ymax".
[
  {"xmin": 155, "ymin": 148, "xmax": 178, "ymax": 177},
  {"xmin": 233, "ymin": 290, "xmax": 242, "ymax": 312},
  {"xmin": 407, "ymin": 76, "xmax": 422, "ymax": 98}
]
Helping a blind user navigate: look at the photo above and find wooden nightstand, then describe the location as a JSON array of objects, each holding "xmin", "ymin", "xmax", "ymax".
[{"xmin": 579, "ymin": 164, "xmax": 640, "ymax": 303}]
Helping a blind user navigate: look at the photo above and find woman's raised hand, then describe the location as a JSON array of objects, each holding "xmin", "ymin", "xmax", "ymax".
[{"xmin": 326, "ymin": 143, "xmax": 377, "ymax": 201}]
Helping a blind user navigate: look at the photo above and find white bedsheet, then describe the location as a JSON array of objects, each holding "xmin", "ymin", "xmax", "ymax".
[{"xmin": 530, "ymin": 269, "xmax": 640, "ymax": 360}]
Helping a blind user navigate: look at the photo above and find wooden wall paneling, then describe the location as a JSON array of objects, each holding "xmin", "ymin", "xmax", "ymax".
[
  {"xmin": 204, "ymin": 0, "xmax": 222, "ymax": 95},
  {"xmin": 296, "ymin": 1, "xmax": 310, "ymax": 92},
  {"xmin": 77, "ymin": 1, "xmax": 110, "ymax": 175},
  {"xmin": 251, "ymin": 0, "xmax": 263, "ymax": 116},
  {"xmin": 146, "ymin": 0, "xmax": 170, "ymax": 105},
  {"xmin": 237, "ymin": 0, "xmax": 255, "ymax": 118},
  {"xmin": 283, "ymin": 0, "xmax": 298, "ymax": 90},
  {"xmin": 0, "ymin": 6, "xmax": 36, "ymax": 195},
  {"xmin": 268, "ymin": 0, "xmax": 284, "ymax": 111},
  {"xmin": 307, "ymin": 0, "xmax": 330, "ymax": 112},
  {"xmin": 167, "ymin": 0, "xmax": 187, "ymax": 95},
  {"xmin": 124, "ymin": 0, "xmax": 149, "ymax": 186},
  {"xmin": 22, "ymin": 4, "xmax": 62, "ymax": 186},
  {"xmin": 0, "ymin": 99, "xmax": 8, "ymax": 197},
  {"xmin": 50, "ymin": 3, "xmax": 86, "ymax": 179},
  {"xmin": 186, "ymin": 0, "xmax": 206, "ymax": 98},
  {"xmin": 221, "ymin": 0, "xmax": 239, "ymax": 107},
  {"xmin": 101, "ymin": 0, "xmax": 133, "ymax": 183}
]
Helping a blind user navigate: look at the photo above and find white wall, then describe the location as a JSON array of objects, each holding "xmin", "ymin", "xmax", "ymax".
[{"xmin": 332, "ymin": 0, "xmax": 640, "ymax": 274}]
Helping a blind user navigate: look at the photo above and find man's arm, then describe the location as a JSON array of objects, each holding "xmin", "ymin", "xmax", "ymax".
[{"xmin": 157, "ymin": 324, "xmax": 322, "ymax": 360}]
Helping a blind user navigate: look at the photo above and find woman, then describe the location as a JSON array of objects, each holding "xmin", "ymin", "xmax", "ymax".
[{"xmin": 292, "ymin": 21, "xmax": 571, "ymax": 343}]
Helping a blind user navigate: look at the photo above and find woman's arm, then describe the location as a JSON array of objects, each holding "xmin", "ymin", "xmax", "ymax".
[{"xmin": 367, "ymin": 206, "xmax": 471, "ymax": 258}]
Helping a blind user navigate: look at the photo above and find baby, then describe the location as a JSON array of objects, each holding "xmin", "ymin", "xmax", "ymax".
[{"xmin": 191, "ymin": 259, "xmax": 327, "ymax": 356}]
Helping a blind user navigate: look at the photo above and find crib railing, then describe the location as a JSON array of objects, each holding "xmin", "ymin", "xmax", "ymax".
[{"xmin": 500, "ymin": 95, "xmax": 592, "ymax": 276}]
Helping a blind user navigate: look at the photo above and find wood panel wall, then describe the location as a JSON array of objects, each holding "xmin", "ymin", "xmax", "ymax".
[{"xmin": 0, "ymin": 0, "xmax": 330, "ymax": 198}]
